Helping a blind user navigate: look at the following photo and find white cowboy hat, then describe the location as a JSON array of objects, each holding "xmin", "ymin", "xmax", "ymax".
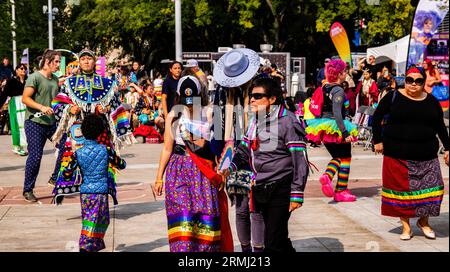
[{"xmin": 213, "ymin": 48, "xmax": 260, "ymax": 87}]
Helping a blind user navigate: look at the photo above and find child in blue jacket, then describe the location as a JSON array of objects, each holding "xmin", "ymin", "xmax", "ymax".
[{"xmin": 63, "ymin": 114, "xmax": 126, "ymax": 252}]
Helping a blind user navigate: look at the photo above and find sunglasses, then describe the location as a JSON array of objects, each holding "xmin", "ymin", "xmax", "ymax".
[
  {"xmin": 250, "ymin": 93, "xmax": 270, "ymax": 100},
  {"xmin": 405, "ymin": 76, "xmax": 425, "ymax": 86},
  {"xmin": 18, "ymin": 67, "xmax": 27, "ymax": 71}
]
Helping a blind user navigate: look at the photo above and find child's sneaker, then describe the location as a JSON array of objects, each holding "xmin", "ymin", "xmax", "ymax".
[
  {"xmin": 334, "ymin": 189, "xmax": 357, "ymax": 202},
  {"xmin": 319, "ymin": 174, "xmax": 334, "ymax": 197}
]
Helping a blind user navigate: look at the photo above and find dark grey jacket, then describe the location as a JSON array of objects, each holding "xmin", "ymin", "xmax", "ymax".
[{"xmin": 230, "ymin": 104, "xmax": 309, "ymax": 203}]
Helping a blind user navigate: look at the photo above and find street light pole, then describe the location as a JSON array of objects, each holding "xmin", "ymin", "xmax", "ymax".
[
  {"xmin": 10, "ymin": 0, "xmax": 17, "ymax": 68},
  {"xmin": 175, "ymin": 0, "xmax": 182, "ymax": 61},
  {"xmin": 48, "ymin": 0, "xmax": 53, "ymax": 49}
]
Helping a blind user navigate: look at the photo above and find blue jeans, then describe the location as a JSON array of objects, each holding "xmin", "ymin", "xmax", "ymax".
[{"xmin": 23, "ymin": 120, "xmax": 65, "ymax": 193}]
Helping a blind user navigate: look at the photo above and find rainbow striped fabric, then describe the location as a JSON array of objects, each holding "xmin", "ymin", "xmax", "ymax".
[
  {"xmin": 240, "ymin": 137, "xmax": 250, "ymax": 149},
  {"xmin": 51, "ymin": 93, "xmax": 74, "ymax": 113},
  {"xmin": 167, "ymin": 212, "xmax": 221, "ymax": 247},
  {"xmin": 382, "ymin": 186, "xmax": 444, "ymax": 208},
  {"xmin": 79, "ymin": 194, "xmax": 109, "ymax": 252},
  {"xmin": 290, "ymin": 192, "xmax": 304, "ymax": 203},
  {"xmin": 286, "ymin": 141, "xmax": 306, "ymax": 152},
  {"xmin": 110, "ymin": 105, "xmax": 130, "ymax": 132},
  {"xmin": 381, "ymin": 156, "xmax": 445, "ymax": 218}
]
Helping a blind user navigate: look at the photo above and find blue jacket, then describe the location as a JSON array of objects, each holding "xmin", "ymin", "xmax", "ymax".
[{"xmin": 71, "ymin": 140, "xmax": 126, "ymax": 194}]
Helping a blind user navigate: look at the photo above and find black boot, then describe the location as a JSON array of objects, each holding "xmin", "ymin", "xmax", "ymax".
[{"xmin": 241, "ymin": 244, "xmax": 252, "ymax": 253}]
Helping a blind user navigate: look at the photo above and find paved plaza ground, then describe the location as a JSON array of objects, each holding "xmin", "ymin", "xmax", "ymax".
[{"xmin": 0, "ymin": 135, "xmax": 448, "ymax": 252}]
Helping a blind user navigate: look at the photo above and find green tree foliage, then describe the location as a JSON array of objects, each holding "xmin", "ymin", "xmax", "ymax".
[
  {"xmin": 1, "ymin": 0, "xmax": 416, "ymax": 77},
  {"xmin": 315, "ymin": 0, "xmax": 414, "ymax": 45},
  {"xmin": 0, "ymin": 0, "xmax": 74, "ymax": 66}
]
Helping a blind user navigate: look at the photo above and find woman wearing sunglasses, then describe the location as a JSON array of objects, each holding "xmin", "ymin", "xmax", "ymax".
[
  {"xmin": 372, "ymin": 66, "xmax": 449, "ymax": 241},
  {"xmin": 219, "ymin": 77, "xmax": 309, "ymax": 252},
  {"xmin": 0, "ymin": 64, "xmax": 28, "ymax": 156}
]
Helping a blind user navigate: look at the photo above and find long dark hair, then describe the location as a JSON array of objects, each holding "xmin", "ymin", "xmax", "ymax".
[{"xmin": 37, "ymin": 49, "xmax": 61, "ymax": 70}]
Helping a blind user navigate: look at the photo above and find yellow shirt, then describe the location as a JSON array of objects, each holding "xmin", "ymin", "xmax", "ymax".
[{"xmin": 303, "ymin": 98, "xmax": 315, "ymax": 120}]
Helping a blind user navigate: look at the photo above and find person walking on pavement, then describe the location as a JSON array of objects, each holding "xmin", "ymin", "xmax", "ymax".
[
  {"xmin": 51, "ymin": 48, "xmax": 135, "ymax": 204},
  {"xmin": 219, "ymin": 77, "xmax": 309, "ymax": 252},
  {"xmin": 372, "ymin": 66, "xmax": 449, "ymax": 240},
  {"xmin": 213, "ymin": 48, "xmax": 265, "ymax": 252},
  {"xmin": 0, "ymin": 64, "xmax": 28, "ymax": 156},
  {"xmin": 61, "ymin": 114, "xmax": 126, "ymax": 252},
  {"xmin": 306, "ymin": 59, "xmax": 359, "ymax": 202},
  {"xmin": 21, "ymin": 49, "xmax": 63, "ymax": 202},
  {"xmin": 154, "ymin": 76, "xmax": 233, "ymax": 252}
]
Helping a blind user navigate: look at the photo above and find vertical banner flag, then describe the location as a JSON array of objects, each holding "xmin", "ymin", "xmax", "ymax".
[
  {"xmin": 330, "ymin": 22, "xmax": 352, "ymax": 66},
  {"xmin": 96, "ymin": 57, "xmax": 106, "ymax": 77},
  {"xmin": 407, "ymin": 0, "xmax": 449, "ymax": 67}
]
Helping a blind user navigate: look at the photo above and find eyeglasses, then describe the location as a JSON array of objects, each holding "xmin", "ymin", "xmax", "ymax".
[
  {"xmin": 405, "ymin": 76, "xmax": 425, "ymax": 86},
  {"xmin": 18, "ymin": 67, "xmax": 27, "ymax": 71},
  {"xmin": 249, "ymin": 93, "xmax": 270, "ymax": 100}
]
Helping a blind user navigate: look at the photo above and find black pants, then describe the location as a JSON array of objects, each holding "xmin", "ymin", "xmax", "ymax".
[
  {"xmin": 253, "ymin": 176, "xmax": 296, "ymax": 253},
  {"xmin": 324, "ymin": 143, "xmax": 352, "ymax": 159}
]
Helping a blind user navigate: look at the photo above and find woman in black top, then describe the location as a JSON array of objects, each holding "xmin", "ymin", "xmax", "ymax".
[
  {"xmin": 372, "ymin": 66, "xmax": 449, "ymax": 241},
  {"xmin": 0, "ymin": 64, "xmax": 28, "ymax": 155}
]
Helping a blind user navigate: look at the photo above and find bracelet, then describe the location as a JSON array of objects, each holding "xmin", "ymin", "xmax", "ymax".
[{"xmin": 155, "ymin": 180, "xmax": 163, "ymax": 184}]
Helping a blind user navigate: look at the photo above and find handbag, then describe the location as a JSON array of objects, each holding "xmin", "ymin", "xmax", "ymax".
[{"xmin": 431, "ymin": 83, "xmax": 449, "ymax": 101}]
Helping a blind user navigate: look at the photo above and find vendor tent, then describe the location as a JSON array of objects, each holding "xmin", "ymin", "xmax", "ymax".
[{"xmin": 367, "ymin": 35, "xmax": 410, "ymax": 76}]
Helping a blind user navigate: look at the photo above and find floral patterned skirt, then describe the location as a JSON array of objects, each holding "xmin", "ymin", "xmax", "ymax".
[
  {"xmin": 381, "ymin": 156, "xmax": 444, "ymax": 218},
  {"xmin": 79, "ymin": 194, "xmax": 110, "ymax": 252},
  {"xmin": 165, "ymin": 154, "xmax": 221, "ymax": 252}
]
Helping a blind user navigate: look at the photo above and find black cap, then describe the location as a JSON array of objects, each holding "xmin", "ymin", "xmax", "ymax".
[
  {"xmin": 78, "ymin": 48, "xmax": 95, "ymax": 59},
  {"xmin": 177, "ymin": 76, "xmax": 201, "ymax": 105}
]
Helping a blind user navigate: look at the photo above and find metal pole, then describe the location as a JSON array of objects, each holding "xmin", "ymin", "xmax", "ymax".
[
  {"xmin": 48, "ymin": 0, "xmax": 53, "ymax": 49},
  {"xmin": 11, "ymin": 0, "xmax": 17, "ymax": 68},
  {"xmin": 175, "ymin": 0, "xmax": 182, "ymax": 61}
]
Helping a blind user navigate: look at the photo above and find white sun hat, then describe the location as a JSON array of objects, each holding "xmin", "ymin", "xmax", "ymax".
[{"xmin": 213, "ymin": 48, "xmax": 260, "ymax": 87}]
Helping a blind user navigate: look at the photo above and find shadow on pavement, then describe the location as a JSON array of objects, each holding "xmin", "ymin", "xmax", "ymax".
[
  {"xmin": 115, "ymin": 237, "xmax": 168, "ymax": 252},
  {"xmin": 116, "ymin": 182, "xmax": 143, "ymax": 187},
  {"xmin": 388, "ymin": 212, "xmax": 449, "ymax": 238},
  {"xmin": 121, "ymin": 153, "xmax": 136, "ymax": 159},
  {"xmin": 113, "ymin": 201, "xmax": 165, "ymax": 220},
  {"xmin": 0, "ymin": 165, "xmax": 25, "ymax": 171},
  {"xmin": 292, "ymin": 237, "xmax": 343, "ymax": 252},
  {"xmin": 351, "ymin": 186, "xmax": 381, "ymax": 198}
]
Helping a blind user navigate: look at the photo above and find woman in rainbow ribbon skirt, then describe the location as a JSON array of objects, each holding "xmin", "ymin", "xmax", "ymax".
[
  {"xmin": 153, "ymin": 75, "xmax": 233, "ymax": 252},
  {"xmin": 372, "ymin": 66, "xmax": 449, "ymax": 240},
  {"xmin": 306, "ymin": 59, "xmax": 359, "ymax": 202},
  {"xmin": 51, "ymin": 48, "xmax": 135, "ymax": 205}
]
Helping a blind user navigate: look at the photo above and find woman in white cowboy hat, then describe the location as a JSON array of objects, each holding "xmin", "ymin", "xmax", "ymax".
[{"xmin": 212, "ymin": 48, "xmax": 266, "ymax": 252}]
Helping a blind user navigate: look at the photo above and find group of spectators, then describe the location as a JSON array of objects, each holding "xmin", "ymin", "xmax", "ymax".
[{"xmin": 306, "ymin": 55, "xmax": 444, "ymax": 119}]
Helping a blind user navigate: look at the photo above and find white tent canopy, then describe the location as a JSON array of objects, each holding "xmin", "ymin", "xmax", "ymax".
[{"xmin": 367, "ymin": 35, "xmax": 410, "ymax": 76}]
